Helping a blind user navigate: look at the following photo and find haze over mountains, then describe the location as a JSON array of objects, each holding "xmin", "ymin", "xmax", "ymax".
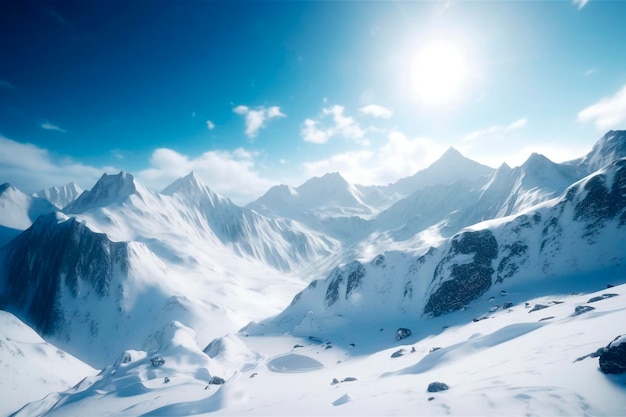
[{"xmin": 1, "ymin": 131, "xmax": 626, "ymax": 416}]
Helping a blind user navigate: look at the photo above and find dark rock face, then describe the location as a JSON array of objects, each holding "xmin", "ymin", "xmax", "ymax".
[
  {"xmin": 425, "ymin": 230, "xmax": 498, "ymax": 316},
  {"xmin": 396, "ymin": 328, "xmax": 412, "ymax": 341},
  {"xmin": 496, "ymin": 241, "xmax": 528, "ymax": 283},
  {"xmin": 391, "ymin": 349, "xmax": 406, "ymax": 358},
  {"xmin": 324, "ymin": 261, "xmax": 366, "ymax": 307},
  {"xmin": 0, "ymin": 214, "xmax": 129, "ymax": 335},
  {"xmin": 427, "ymin": 382, "xmax": 449, "ymax": 392},
  {"xmin": 599, "ymin": 336, "xmax": 626, "ymax": 374}
]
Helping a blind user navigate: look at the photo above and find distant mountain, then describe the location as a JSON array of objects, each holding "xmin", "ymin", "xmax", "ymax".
[
  {"xmin": 33, "ymin": 182, "xmax": 83, "ymax": 210},
  {"xmin": 64, "ymin": 171, "xmax": 139, "ymax": 214},
  {"xmin": 248, "ymin": 172, "xmax": 375, "ymax": 220},
  {"xmin": 0, "ymin": 183, "xmax": 57, "ymax": 247},
  {"xmin": 389, "ymin": 146, "xmax": 495, "ymax": 196},
  {"xmin": 251, "ymin": 156, "xmax": 626, "ymax": 334},
  {"xmin": 577, "ymin": 130, "xmax": 626, "ymax": 173}
]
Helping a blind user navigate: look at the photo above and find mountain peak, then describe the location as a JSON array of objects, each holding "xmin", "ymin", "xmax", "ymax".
[
  {"xmin": 34, "ymin": 182, "xmax": 84, "ymax": 209},
  {"xmin": 583, "ymin": 130, "xmax": 626, "ymax": 172},
  {"xmin": 64, "ymin": 171, "xmax": 138, "ymax": 214},
  {"xmin": 0, "ymin": 182, "xmax": 16, "ymax": 195},
  {"xmin": 162, "ymin": 171, "xmax": 228, "ymax": 207}
]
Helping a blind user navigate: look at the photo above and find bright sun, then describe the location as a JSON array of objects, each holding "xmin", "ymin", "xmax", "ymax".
[{"xmin": 410, "ymin": 40, "xmax": 468, "ymax": 105}]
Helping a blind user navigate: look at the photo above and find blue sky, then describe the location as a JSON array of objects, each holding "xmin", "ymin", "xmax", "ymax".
[{"xmin": 1, "ymin": 0, "xmax": 625, "ymax": 204}]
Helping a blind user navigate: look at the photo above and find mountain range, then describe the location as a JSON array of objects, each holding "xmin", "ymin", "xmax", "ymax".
[{"xmin": 1, "ymin": 130, "xmax": 625, "ymax": 416}]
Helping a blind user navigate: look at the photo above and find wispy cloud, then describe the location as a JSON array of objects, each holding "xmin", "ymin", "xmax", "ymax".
[
  {"xmin": 578, "ymin": 84, "xmax": 626, "ymax": 130},
  {"xmin": 583, "ymin": 68, "xmax": 597, "ymax": 77},
  {"xmin": 41, "ymin": 121, "xmax": 67, "ymax": 133},
  {"xmin": 359, "ymin": 104, "xmax": 393, "ymax": 119},
  {"xmin": 302, "ymin": 130, "xmax": 445, "ymax": 185},
  {"xmin": 0, "ymin": 135, "xmax": 116, "ymax": 193},
  {"xmin": 138, "ymin": 147, "xmax": 275, "ymax": 204},
  {"xmin": 0, "ymin": 80, "xmax": 16, "ymax": 89},
  {"xmin": 206, "ymin": 120, "xmax": 215, "ymax": 130},
  {"xmin": 301, "ymin": 105, "xmax": 366, "ymax": 145},
  {"xmin": 233, "ymin": 105, "xmax": 285, "ymax": 138},
  {"xmin": 464, "ymin": 117, "xmax": 527, "ymax": 142},
  {"xmin": 573, "ymin": 0, "xmax": 589, "ymax": 10}
]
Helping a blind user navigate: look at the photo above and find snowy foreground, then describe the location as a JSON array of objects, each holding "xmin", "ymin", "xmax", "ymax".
[{"xmin": 10, "ymin": 283, "xmax": 626, "ymax": 417}]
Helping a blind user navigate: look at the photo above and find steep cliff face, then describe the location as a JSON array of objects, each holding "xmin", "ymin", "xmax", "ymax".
[{"xmin": 1, "ymin": 213, "xmax": 129, "ymax": 335}]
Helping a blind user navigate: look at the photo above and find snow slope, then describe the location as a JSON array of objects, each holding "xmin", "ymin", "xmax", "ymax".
[
  {"xmin": 0, "ymin": 184, "xmax": 57, "ymax": 247},
  {"xmin": 0, "ymin": 311, "xmax": 95, "ymax": 417},
  {"xmin": 13, "ymin": 284, "xmax": 626, "ymax": 416}
]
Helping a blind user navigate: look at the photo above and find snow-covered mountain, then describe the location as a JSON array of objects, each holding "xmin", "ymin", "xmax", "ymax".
[
  {"xmin": 2, "ymin": 130, "xmax": 626, "ymax": 416},
  {"xmin": 251, "ymin": 156, "xmax": 626, "ymax": 335},
  {"xmin": 0, "ymin": 183, "xmax": 57, "ymax": 247},
  {"xmin": 33, "ymin": 182, "xmax": 83, "ymax": 210},
  {"xmin": 388, "ymin": 146, "xmax": 494, "ymax": 197}
]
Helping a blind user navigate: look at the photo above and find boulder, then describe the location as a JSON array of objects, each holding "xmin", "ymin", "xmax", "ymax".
[
  {"xmin": 396, "ymin": 328, "xmax": 412, "ymax": 341},
  {"xmin": 391, "ymin": 349, "xmax": 406, "ymax": 358},
  {"xmin": 528, "ymin": 304, "xmax": 549, "ymax": 313},
  {"xmin": 427, "ymin": 382, "xmax": 449, "ymax": 392},
  {"xmin": 599, "ymin": 335, "xmax": 626, "ymax": 374},
  {"xmin": 209, "ymin": 376, "xmax": 226, "ymax": 385},
  {"xmin": 574, "ymin": 305, "xmax": 595, "ymax": 316}
]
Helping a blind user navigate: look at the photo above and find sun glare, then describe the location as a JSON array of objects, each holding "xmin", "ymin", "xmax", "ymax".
[{"xmin": 410, "ymin": 40, "xmax": 468, "ymax": 105}]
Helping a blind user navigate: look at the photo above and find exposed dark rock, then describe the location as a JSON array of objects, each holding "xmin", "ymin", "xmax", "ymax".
[
  {"xmin": 550, "ymin": 300, "xmax": 564, "ymax": 305},
  {"xmin": 391, "ymin": 349, "xmax": 406, "ymax": 358},
  {"xmin": 473, "ymin": 316, "xmax": 488, "ymax": 322},
  {"xmin": 1, "ymin": 214, "xmax": 129, "ymax": 335},
  {"xmin": 293, "ymin": 344, "xmax": 304, "ymax": 349},
  {"xmin": 425, "ymin": 230, "xmax": 498, "ymax": 316},
  {"xmin": 209, "ymin": 376, "xmax": 226, "ymax": 385},
  {"xmin": 599, "ymin": 335, "xmax": 626, "ymax": 374},
  {"xmin": 588, "ymin": 293, "xmax": 618, "ymax": 303},
  {"xmin": 324, "ymin": 269, "xmax": 343, "ymax": 307},
  {"xmin": 574, "ymin": 305, "xmax": 595, "ymax": 316},
  {"xmin": 151, "ymin": 356, "xmax": 165, "ymax": 367},
  {"xmin": 528, "ymin": 304, "xmax": 549, "ymax": 313},
  {"xmin": 411, "ymin": 347, "xmax": 416, "ymax": 353},
  {"xmin": 503, "ymin": 302, "xmax": 514, "ymax": 309},
  {"xmin": 342, "ymin": 377, "xmax": 357, "ymax": 382},
  {"xmin": 429, "ymin": 347, "xmax": 441, "ymax": 353},
  {"xmin": 428, "ymin": 396, "xmax": 435, "ymax": 401},
  {"xmin": 538, "ymin": 316, "xmax": 554, "ymax": 322},
  {"xmin": 331, "ymin": 378, "xmax": 339, "ymax": 385},
  {"xmin": 395, "ymin": 328, "xmax": 412, "ymax": 341},
  {"xmin": 349, "ymin": 343, "xmax": 356, "ymax": 348},
  {"xmin": 163, "ymin": 377, "xmax": 170, "ymax": 384},
  {"xmin": 372, "ymin": 254, "xmax": 386, "ymax": 267},
  {"xmin": 250, "ymin": 373, "xmax": 258, "ymax": 378},
  {"xmin": 345, "ymin": 261, "xmax": 366, "ymax": 299},
  {"xmin": 427, "ymin": 382, "xmax": 449, "ymax": 392}
]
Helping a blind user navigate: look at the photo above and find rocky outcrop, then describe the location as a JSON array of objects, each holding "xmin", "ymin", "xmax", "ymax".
[
  {"xmin": 424, "ymin": 230, "xmax": 498, "ymax": 316},
  {"xmin": 599, "ymin": 335, "xmax": 626, "ymax": 374}
]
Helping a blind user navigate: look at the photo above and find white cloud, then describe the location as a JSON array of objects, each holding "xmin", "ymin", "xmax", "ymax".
[
  {"xmin": 302, "ymin": 130, "xmax": 445, "ymax": 185},
  {"xmin": 40, "ymin": 121, "xmax": 67, "ymax": 133},
  {"xmin": 578, "ymin": 84, "xmax": 626, "ymax": 130},
  {"xmin": 301, "ymin": 105, "xmax": 366, "ymax": 144},
  {"xmin": 233, "ymin": 105, "xmax": 286, "ymax": 138},
  {"xmin": 206, "ymin": 120, "xmax": 215, "ymax": 130},
  {"xmin": 301, "ymin": 119, "xmax": 331, "ymax": 144},
  {"xmin": 573, "ymin": 0, "xmax": 589, "ymax": 10},
  {"xmin": 137, "ymin": 147, "xmax": 275, "ymax": 204},
  {"xmin": 359, "ymin": 104, "xmax": 393, "ymax": 119},
  {"xmin": 0, "ymin": 135, "xmax": 116, "ymax": 193},
  {"xmin": 464, "ymin": 117, "xmax": 527, "ymax": 142}
]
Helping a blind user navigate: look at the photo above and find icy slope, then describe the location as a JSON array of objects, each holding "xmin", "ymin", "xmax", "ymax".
[
  {"xmin": 33, "ymin": 182, "xmax": 83, "ymax": 210},
  {"xmin": 254, "ymin": 157, "xmax": 626, "ymax": 335},
  {"xmin": 0, "ymin": 184, "xmax": 57, "ymax": 247},
  {"xmin": 0, "ymin": 310, "xmax": 95, "ymax": 417},
  {"xmin": 13, "ymin": 284, "xmax": 626, "ymax": 416}
]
